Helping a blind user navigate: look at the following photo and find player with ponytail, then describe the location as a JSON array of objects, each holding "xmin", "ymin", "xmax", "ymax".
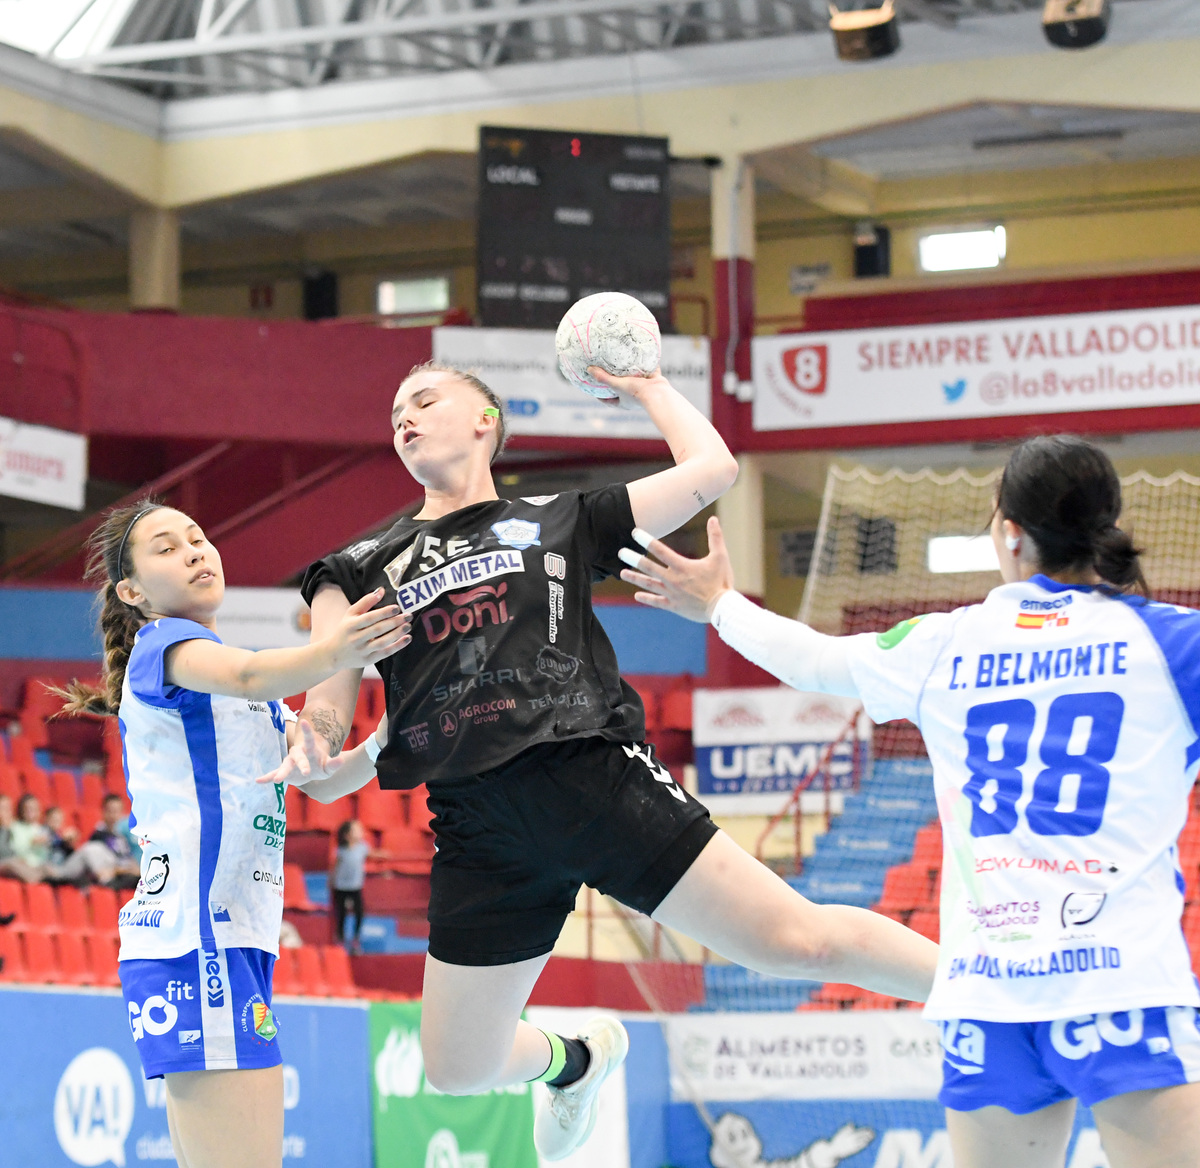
[
  {"xmin": 620, "ymin": 434, "xmax": 1200, "ymax": 1168},
  {"xmin": 271, "ymin": 358, "xmax": 938, "ymax": 1161},
  {"xmin": 57, "ymin": 498, "xmax": 409, "ymax": 1168}
]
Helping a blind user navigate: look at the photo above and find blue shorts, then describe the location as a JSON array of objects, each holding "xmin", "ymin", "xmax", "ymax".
[
  {"xmin": 938, "ymin": 1007, "xmax": 1200, "ymax": 1113},
  {"xmin": 119, "ymin": 946, "xmax": 281, "ymax": 1078}
]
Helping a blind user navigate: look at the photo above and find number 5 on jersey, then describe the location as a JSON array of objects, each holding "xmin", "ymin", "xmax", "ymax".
[{"xmin": 963, "ymin": 692, "xmax": 1125, "ymax": 838}]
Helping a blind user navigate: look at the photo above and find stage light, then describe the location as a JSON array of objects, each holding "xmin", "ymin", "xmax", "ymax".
[
  {"xmin": 1042, "ymin": 0, "xmax": 1110, "ymax": 48},
  {"xmin": 829, "ymin": 1, "xmax": 899, "ymax": 62},
  {"xmin": 918, "ymin": 226, "xmax": 1006, "ymax": 273}
]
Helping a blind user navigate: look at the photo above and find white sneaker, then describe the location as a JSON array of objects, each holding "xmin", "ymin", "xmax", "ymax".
[{"xmin": 533, "ymin": 1017, "xmax": 630, "ymax": 1161}]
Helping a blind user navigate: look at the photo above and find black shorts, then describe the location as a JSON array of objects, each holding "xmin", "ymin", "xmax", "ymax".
[{"xmin": 424, "ymin": 736, "xmax": 717, "ymax": 966}]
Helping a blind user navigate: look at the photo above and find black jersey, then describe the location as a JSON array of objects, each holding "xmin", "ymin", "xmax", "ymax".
[{"xmin": 300, "ymin": 485, "xmax": 646, "ymax": 788}]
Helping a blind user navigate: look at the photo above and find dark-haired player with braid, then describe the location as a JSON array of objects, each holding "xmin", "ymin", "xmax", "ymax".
[
  {"xmin": 57, "ymin": 500, "xmax": 408, "ymax": 1168},
  {"xmin": 273, "ymin": 359, "xmax": 938, "ymax": 1161},
  {"xmin": 619, "ymin": 434, "xmax": 1200, "ymax": 1168}
]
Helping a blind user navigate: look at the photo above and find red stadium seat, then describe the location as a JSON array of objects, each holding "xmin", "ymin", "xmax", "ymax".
[
  {"xmin": 24, "ymin": 883, "xmax": 61, "ymax": 934},
  {"xmin": 0, "ymin": 762, "xmax": 20, "ymax": 800},
  {"xmin": 49, "ymin": 771, "xmax": 79, "ymax": 810},
  {"xmin": 303, "ymin": 795, "xmax": 351, "ymax": 834},
  {"xmin": 88, "ymin": 933, "xmax": 120, "ymax": 988},
  {"xmin": 293, "ymin": 946, "xmax": 328, "ymax": 996},
  {"xmin": 908, "ymin": 909, "xmax": 940, "ymax": 942},
  {"xmin": 283, "ymin": 863, "xmax": 316, "ymax": 912},
  {"xmin": 88, "ymin": 886, "xmax": 120, "ymax": 933},
  {"xmin": 911, "ymin": 823, "xmax": 942, "ymax": 871},
  {"xmin": 57, "ymin": 933, "xmax": 93, "ymax": 986},
  {"xmin": 8, "ymin": 735, "xmax": 35, "ymax": 773},
  {"xmin": 272, "ymin": 949, "xmax": 299, "ymax": 995},
  {"xmin": 21, "ymin": 768, "xmax": 52, "ymax": 805},
  {"xmin": 0, "ymin": 927, "xmax": 26, "ymax": 981},
  {"xmin": 0, "ymin": 879, "xmax": 26, "ymax": 925},
  {"xmin": 357, "ymin": 787, "xmax": 403, "ymax": 834},
  {"xmin": 19, "ymin": 713, "xmax": 48, "ymax": 751},
  {"xmin": 379, "ymin": 826, "xmax": 435, "ymax": 868},
  {"xmin": 57, "ymin": 885, "xmax": 91, "ymax": 932},
  {"xmin": 285, "ymin": 786, "xmax": 306, "ymax": 832},
  {"xmin": 320, "ymin": 945, "xmax": 358, "ymax": 998},
  {"xmin": 638, "ymin": 690, "xmax": 660, "ymax": 734},
  {"xmin": 875, "ymin": 864, "xmax": 932, "ymax": 914},
  {"xmin": 80, "ymin": 774, "xmax": 105, "ymax": 815},
  {"xmin": 408, "ymin": 787, "xmax": 434, "ymax": 834},
  {"xmin": 22, "ymin": 931, "xmax": 60, "ymax": 982}
]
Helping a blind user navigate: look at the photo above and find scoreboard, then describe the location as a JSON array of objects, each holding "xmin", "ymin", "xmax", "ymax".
[{"xmin": 477, "ymin": 126, "xmax": 671, "ymax": 330}]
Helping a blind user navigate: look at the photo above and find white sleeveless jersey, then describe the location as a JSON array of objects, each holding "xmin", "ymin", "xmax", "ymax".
[
  {"xmin": 845, "ymin": 575, "xmax": 1200, "ymax": 1022},
  {"xmin": 116, "ymin": 618, "xmax": 293, "ymax": 962}
]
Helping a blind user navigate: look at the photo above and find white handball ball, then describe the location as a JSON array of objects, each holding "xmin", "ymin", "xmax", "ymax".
[{"xmin": 555, "ymin": 292, "xmax": 662, "ymax": 400}]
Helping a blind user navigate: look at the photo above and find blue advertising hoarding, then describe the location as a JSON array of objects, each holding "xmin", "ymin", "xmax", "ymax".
[{"xmin": 0, "ymin": 986, "xmax": 370, "ymax": 1168}]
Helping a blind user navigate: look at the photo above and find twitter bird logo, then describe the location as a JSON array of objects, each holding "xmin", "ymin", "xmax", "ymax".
[{"xmin": 943, "ymin": 379, "xmax": 966, "ymax": 403}]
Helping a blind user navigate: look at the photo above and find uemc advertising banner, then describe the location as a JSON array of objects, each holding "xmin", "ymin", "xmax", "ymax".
[
  {"xmin": 753, "ymin": 301, "xmax": 1200, "ymax": 431},
  {"xmin": 433, "ymin": 326, "xmax": 710, "ymax": 439},
  {"xmin": 692, "ymin": 688, "xmax": 867, "ymax": 814}
]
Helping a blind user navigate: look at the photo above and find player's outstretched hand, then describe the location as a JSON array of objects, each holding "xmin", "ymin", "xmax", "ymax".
[
  {"xmin": 258, "ymin": 719, "xmax": 345, "ymax": 786},
  {"xmin": 617, "ymin": 515, "xmax": 736, "ymax": 623},
  {"xmin": 587, "ymin": 365, "xmax": 672, "ymax": 410},
  {"xmin": 327, "ymin": 587, "xmax": 412, "ymax": 668}
]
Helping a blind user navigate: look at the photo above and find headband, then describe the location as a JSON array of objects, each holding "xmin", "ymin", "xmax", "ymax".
[{"xmin": 110, "ymin": 505, "xmax": 163, "ymax": 584}]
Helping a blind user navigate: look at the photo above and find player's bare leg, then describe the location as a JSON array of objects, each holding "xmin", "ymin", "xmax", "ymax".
[
  {"xmin": 420, "ymin": 952, "xmax": 555, "ymax": 1093},
  {"xmin": 1092, "ymin": 1082, "xmax": 1200, "ymax": 1168},
  {"xmin": 944, "ymin": 1101, "xmax": 1076, "ymax": 1168},
  {"xmin": 164, "ymin": 1065, "xmax": 284, "ymax": 1168},
  {"xmin": 651, "ymin": 830, "xmax": 937, "ymax": 1002}
]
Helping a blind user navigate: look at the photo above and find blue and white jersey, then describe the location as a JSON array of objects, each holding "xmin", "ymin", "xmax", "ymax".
[
  {"xmin": 117, "ymin": 618, "xmax": 293, "ymax": 962},
  {"xmin": 845, "ymin": 575, "xmax": 1200, "ymax": 1023}
]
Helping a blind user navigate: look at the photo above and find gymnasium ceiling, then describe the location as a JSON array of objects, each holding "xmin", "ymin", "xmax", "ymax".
[{"xmin": 1, "ymin": 0, "xmax": 1110, "ymax": 99}]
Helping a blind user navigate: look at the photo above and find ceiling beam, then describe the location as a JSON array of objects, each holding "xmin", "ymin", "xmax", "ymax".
[{"xmin": 54, "ymin": 0, "xmax": 811, "ymax": 68}]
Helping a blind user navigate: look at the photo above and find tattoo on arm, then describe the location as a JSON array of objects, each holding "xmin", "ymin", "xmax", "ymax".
[
  {"xmin": 693, "ymin": 489, "xmax": 706, "ymax": 507},
  {"xmin": 307, "ymin": 708, "xmax": 347, "ymax": 754}
]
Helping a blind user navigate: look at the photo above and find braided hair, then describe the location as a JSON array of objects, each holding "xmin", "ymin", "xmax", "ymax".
[
  {"xmin": 401, "ymin": 360, "xmax": 508, "ymax": 463},
  {"xmin": 54, "ymin": 498, "xmax": 164, "ymax": 716}
]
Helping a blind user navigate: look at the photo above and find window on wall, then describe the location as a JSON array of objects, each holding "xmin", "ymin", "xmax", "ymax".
[
  {"xmin": 918, "ymin": 226, "xmax": 1006, "ymax": 273},
  {"xmin": 376, "ymin": 276, "xmax": 451, "ymax": 315}
]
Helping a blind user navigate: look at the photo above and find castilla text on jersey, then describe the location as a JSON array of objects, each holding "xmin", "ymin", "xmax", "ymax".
[{"xmin": 393, "ymin": 550, "xmax": 524, "ymax": 616}]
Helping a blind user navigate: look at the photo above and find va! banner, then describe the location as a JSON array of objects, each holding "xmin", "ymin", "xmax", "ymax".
[
  {"xmin": 752, "ymin": 302, "xmax": 1200, "ymax": 432},
  {"xmin": 433, "ymin": 327, "xmax": 710, "ymax": 439},
  {"xmin": 691, "ymin": 688, "xmax": 868, "ymax": 814},
  {"xmin": 370, "ymin": 999, "xmax": 537, "ymax": 1168}
]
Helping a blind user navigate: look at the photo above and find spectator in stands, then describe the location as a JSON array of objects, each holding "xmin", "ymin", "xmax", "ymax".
[
  {"xmin": 0, "ymin": 792, "xmax": 41, "ymax": 883},
  {"xmin": 9, "ymin": 793, "xmax": 51, "ymax": 871},
  {"xmin": 87, "ymin": 794, "xmax": 141, "ymax": 888},
  {"xmin": 279, "ymin": 919, "xmax": 304, "ymax": 949},
  {"xmin": 330, "ymin": 818, "xmax": 385, "ymax": 954},
  {"xmin": 43, "ymin": 805, "xmax": 79, "ymax": 865}
]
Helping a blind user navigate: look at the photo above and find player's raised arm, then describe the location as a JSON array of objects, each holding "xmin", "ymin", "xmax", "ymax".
[
  {"xmin": 618, "ymin": 516, "xmax": 861, "ymax": 698},
  {"xmin": 589, "ymin": 366, "xmax": 738, "ymax": 538},
  {"xmin": 167, "ymin": 587, "xmax": 410, "ymax": 699}
]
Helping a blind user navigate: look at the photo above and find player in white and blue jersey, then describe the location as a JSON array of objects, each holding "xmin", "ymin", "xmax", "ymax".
[
  {"xmin": 618, "ymin": 435, "xmax": 1200, "ymax": 1168},
  {"xmin": 58, "ymin": 499, "xmax": 408, "ymax": 1168}
]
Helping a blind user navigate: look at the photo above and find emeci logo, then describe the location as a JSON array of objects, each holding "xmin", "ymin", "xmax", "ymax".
[{"xmin": 781, "ymin": 344, "xmax": 828, "ymax": 395}]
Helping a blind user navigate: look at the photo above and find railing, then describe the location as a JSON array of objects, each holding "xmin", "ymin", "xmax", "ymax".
[{"xmin": 753, "ymin": 706, "xmax": 865, "ymax": 875}]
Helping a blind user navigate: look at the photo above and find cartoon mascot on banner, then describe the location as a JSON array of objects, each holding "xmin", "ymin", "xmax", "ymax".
[{"xmin": 709, "ymin": 1113, "xmax": 876, "ymax": 1168}]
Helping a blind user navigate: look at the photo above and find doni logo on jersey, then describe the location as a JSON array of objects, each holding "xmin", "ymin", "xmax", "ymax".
[{"xmin": 393, "ymin": 551, "xmax": 524, "ymax": 616}]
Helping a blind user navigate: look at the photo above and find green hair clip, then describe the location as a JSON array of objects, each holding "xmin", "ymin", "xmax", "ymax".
[{"xmin": 483, "ymin": 406, "xmax": 500, "ymax": 417}]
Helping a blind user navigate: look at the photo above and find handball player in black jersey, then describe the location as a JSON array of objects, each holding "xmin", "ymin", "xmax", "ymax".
[{"xmin": 272, "ymin": 359, "xmax": 937, "ymax": 1159}]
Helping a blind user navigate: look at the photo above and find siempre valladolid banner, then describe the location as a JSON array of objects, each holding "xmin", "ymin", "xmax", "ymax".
[
  {"xmin": 433, "ymin": 327, "xmax": 710, "ymax": 440},
  {"xmin": 752, "ymin": 302, "xmax": 1200, "ymax": 431}
]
